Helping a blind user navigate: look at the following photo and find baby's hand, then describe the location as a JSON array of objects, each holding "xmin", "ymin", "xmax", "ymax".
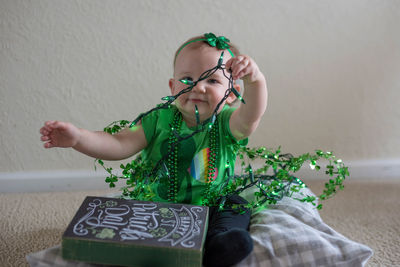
[
  {"xmin": 225, "ymin": 55, "xmax": 264, "ymax": 84},
  {"xmin": 40, "ymin": 121, "xmax": 81, "ymax": 148}
]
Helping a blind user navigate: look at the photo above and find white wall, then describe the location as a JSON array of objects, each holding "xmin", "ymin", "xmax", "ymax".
[{"xmin": 1, "ymin": 1, "xmax": 399, "ymax": 185}]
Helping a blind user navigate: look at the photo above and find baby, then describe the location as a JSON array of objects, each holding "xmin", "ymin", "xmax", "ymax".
[{"xmin": 40, "ymin": 33, "xmax": 268, "ymax": 267}]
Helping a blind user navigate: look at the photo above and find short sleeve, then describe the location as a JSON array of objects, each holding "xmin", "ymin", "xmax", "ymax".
[{"xmin": 140, "ymin": 106, "xmax": 177, "ymax": 148}]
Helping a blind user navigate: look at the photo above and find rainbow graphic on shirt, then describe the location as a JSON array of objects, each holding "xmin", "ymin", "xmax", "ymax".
[{"xmin": 188, "ymin": 147, "xmax": 218, "ymax": 183}]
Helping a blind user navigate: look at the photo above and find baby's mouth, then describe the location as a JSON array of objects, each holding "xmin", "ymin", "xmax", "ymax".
[{"xmin": 189, "ymin": 99, "xmax": 206, "ymax": 103}]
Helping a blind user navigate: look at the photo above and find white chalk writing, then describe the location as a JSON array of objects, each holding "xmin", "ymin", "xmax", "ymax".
[{"xmin": 120, "ymin": 203, "xmax": 159, "ymax": 240}]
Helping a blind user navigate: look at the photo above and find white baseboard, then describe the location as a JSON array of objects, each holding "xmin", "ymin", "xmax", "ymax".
[
  {"xmin": 1, "ymin": 159, "xmax": 399, "ymax": 193},
  {"xmin": 295, "ymin": 158, "xmax": 400, "ymax": 180},
  {"xmin": 0, "ymin": 169, "xmax": 112, "ymax": 193}
]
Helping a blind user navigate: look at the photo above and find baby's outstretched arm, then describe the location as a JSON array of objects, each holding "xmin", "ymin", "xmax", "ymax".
[
  {"xmin": 225, "ymin": 55, "xmax": 268, "ymax": 140},
  {"xmin": 40, "ymin": 120, "xmax": 147, "ymax": 160}
]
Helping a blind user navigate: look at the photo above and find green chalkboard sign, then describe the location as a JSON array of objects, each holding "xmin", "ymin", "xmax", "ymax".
[{"xmin": 62, "ymin": 196, "xmax": 209, "ymax": 267}]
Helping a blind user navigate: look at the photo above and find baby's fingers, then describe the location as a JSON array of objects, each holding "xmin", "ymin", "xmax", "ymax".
[
  {"xmin": 41, "ymin": 121, "xmax": 54, "ymax": 133},
  {"xmin": 41, "ymin": 133, "xmax": 53, "ymax": 148},
  {"xmin": 225, "ymin": 57, "xmax": 234, "ymax": 72},
  {"xmin": 39, "ymin": 125, "xmax": 52, "ymax": 136},
  {"xmin": 44, "ymin": 120, "xmax": 56, "ymax": 127},
  {"xmin": 235, "ymin": 64, "xmax": 253, "ymax": 79},
  {"xmin": 226, "ymin": 56, "xmax": 250, "ymax": 79},
  {"xmin": 40, "ymin": 135, "xmax": 51, "ymax": 141},
  {"xmin": 45, "ymin": 120, "xmax": 60, "ymax": 128},
  {"xmin": 45, "ymin": 120, "xmax": 68, "ymax": 131},
  {"xmin": 43, "ymin": 141, "xmax": 55, "ymax": 149}
]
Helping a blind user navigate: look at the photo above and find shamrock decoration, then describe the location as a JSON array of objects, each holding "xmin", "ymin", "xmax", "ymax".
[
  {"xmin": 204, "ymin": 33, "xmax": 231, "ymax": 50},
  {"xmin": 96, "ymin": 228, "xmax": 116, "ymax": 239}
]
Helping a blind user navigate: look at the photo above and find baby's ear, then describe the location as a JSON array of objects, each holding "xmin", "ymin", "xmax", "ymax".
[
  {"xmin": 226, "ymin": 82, "xmax": 242, "ymax": 105},
  {"xmin": 169, "ymin": 78, "xmax": 175, "ymax": 94}
]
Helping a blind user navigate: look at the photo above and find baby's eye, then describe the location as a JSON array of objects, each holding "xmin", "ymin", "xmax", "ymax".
[
  {"xmin": 181, "ymin": 76, "xmax": 193, "ymax": 81},
  {"xmin": 207, "ymin": 78, "xmax": 219, "ymax": 84}
]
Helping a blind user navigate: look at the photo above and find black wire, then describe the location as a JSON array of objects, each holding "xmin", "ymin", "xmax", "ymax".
[{"xmin": 127, "ymin": 53, "xmax": 253, "ymax": 203}]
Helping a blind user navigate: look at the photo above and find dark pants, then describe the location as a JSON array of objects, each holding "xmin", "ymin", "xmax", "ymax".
[
  {"xmin": 206, "ymin": 195, "xmax": 251, "ymax": 239},
  {"xmin": 204, "ymin": 195, "xmax": 253, "ymax": 267}
]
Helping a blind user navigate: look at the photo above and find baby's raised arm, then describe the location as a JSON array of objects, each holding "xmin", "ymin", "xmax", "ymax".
[
  {"xmin": 226, "ymin": 55, "xmax": 268, "ymax": 140},
  {"xmin": 40, "ymin": 121, "xmax": 147, "ymax": 160}
]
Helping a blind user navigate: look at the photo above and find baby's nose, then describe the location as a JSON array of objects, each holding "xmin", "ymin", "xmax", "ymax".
[{"xmin": 192, "ymin": 82, "xmax": 206, "ymax": 93}]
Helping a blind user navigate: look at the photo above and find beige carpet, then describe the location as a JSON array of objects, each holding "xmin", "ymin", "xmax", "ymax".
[{"xmin": 1, "ymin": 179, "xmax": 399, "ymax": 267}]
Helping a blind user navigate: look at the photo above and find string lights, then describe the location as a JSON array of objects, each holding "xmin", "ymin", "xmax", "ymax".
[{"xmin": 97, "ymin": 53, "xmax": 349, "ymax": 211}]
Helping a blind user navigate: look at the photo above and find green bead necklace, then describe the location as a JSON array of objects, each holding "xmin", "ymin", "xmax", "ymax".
[
  {"xmin": 166, "ymin": 112, "xmax": 182, "ymax": 202},
  {"xmin": 166, "ymin": 111, "xmax": 219, "ymax": 204}
]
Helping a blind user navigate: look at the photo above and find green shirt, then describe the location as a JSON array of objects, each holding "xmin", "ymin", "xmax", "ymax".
[{"xmin": 141, "ymin": 105, "xmax": 248, "ymax": 205}]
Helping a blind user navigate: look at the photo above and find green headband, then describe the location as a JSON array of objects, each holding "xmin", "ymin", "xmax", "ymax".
[{"xmin": 175, "ymin": 33, "xmax": 235, "ymax": 63}]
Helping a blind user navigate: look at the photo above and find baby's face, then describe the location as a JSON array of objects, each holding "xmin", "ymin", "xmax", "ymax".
[{"xmin": 170, "ymin": 45, "xmax": 233, "ymax": 124}]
